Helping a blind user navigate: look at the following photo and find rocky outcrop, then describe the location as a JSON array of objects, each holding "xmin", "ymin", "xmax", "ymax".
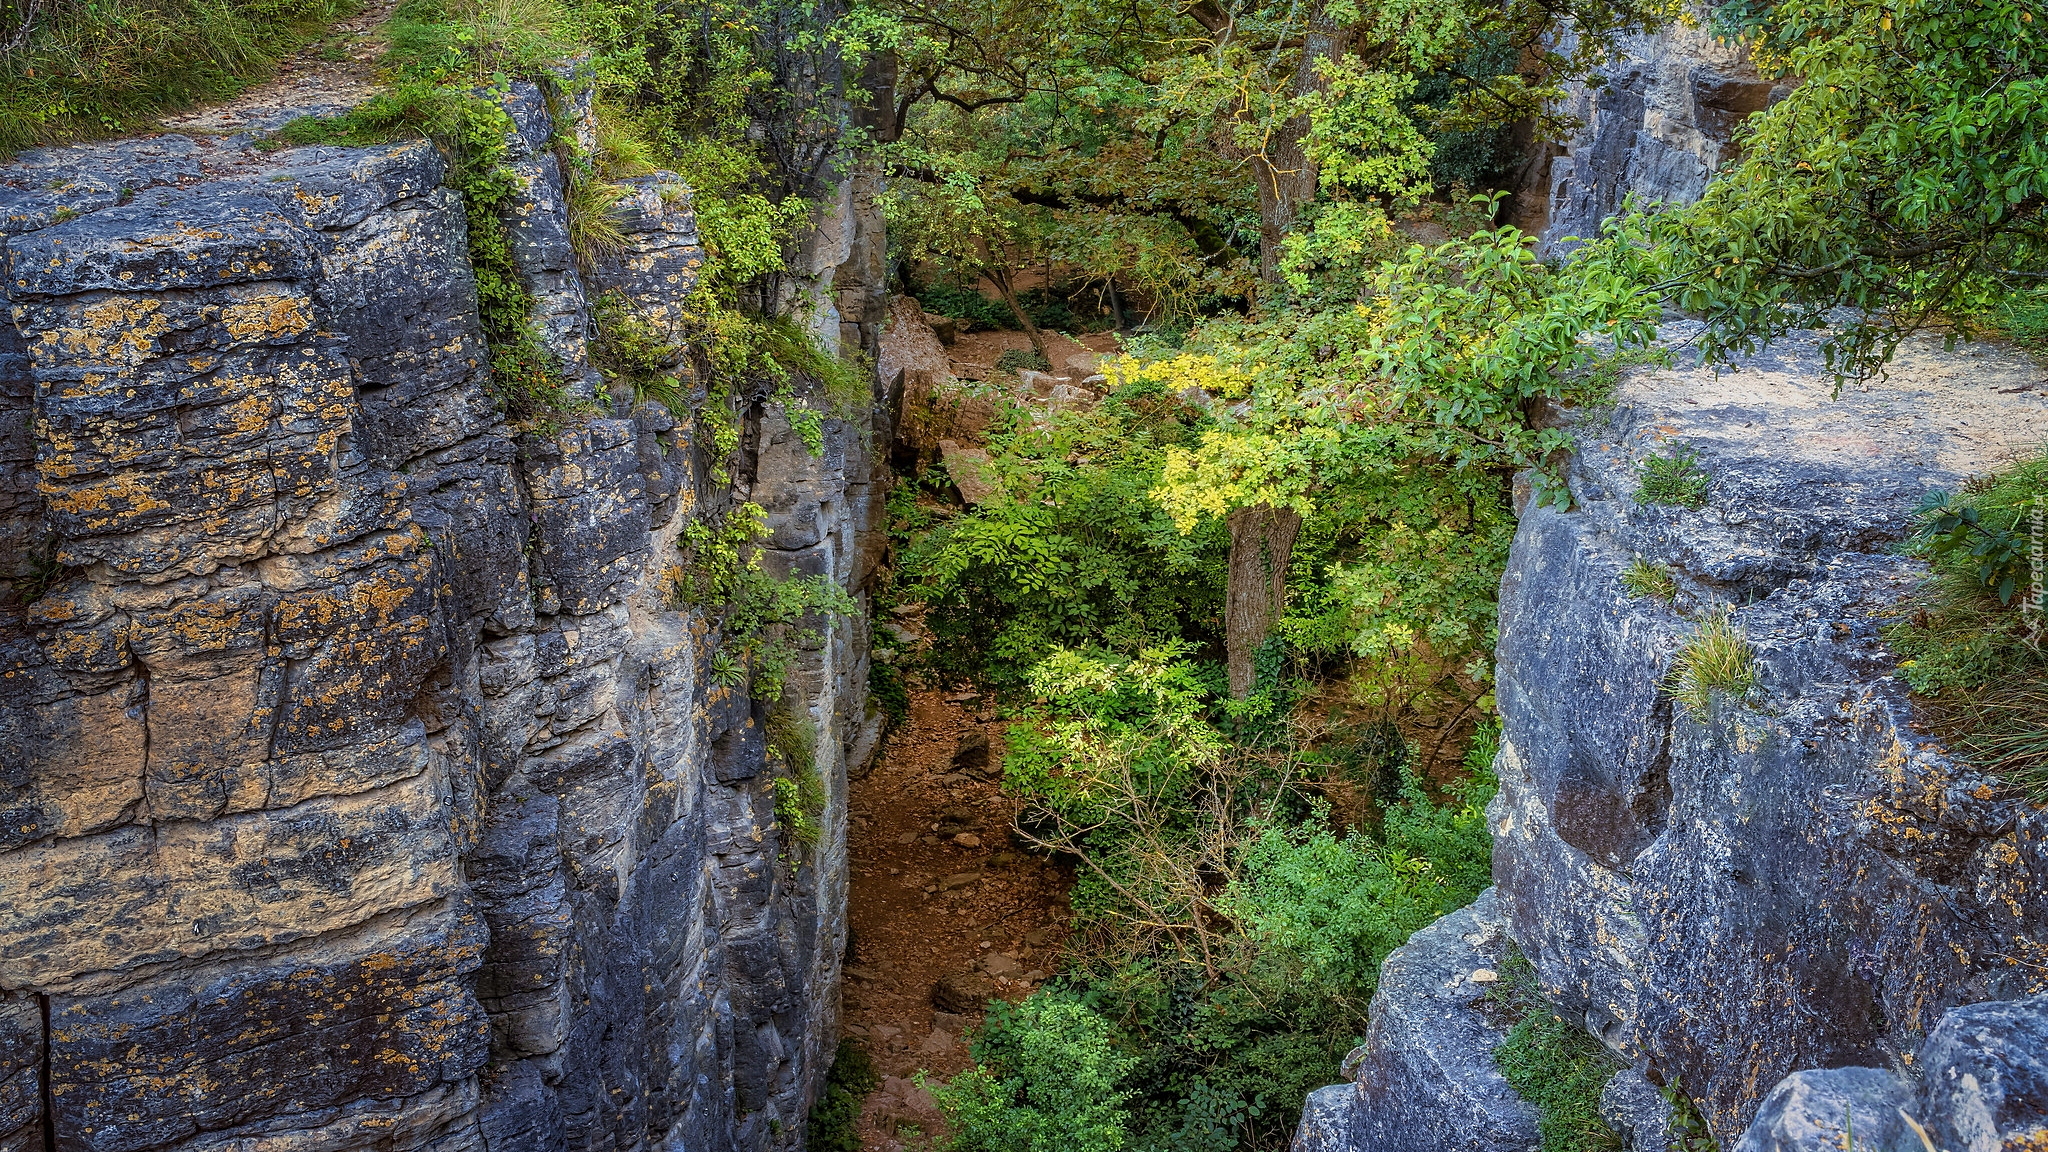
[
  {"xmin": 1295, "ymin": 327, "xmax": 2048, "ymax": 1150},
  {"xmin": 0, "ymin": 79, "xmax": 883, "ymax": 1152},
  {"xmin": 1525, "ymin": 17, "xmax": 1788, "ymax": 249},
  {"xmin": 1293, "ymin": 891, "xmax": 1538, "ymax": 1152}
]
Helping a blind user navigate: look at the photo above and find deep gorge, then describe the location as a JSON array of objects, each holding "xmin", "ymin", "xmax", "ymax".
[{"xmin": 2, "ymin": 2, "xmax": 2047, "ymax": 1151}]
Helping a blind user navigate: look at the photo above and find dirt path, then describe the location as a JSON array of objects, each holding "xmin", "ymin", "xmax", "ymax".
[
  {"xmin": 160, "ymin": 0, "xmax": 398, "ymax": 141},
  {"xmin": 842, "ymin": 686, "xmax": 1072, "ymax": 1148}
]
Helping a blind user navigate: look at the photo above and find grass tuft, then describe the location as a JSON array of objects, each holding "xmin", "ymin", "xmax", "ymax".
[
  {"xmin": 1621, "ymin": 558, "xmax": 1677, "ymax": 602},
  {"xmin": 1635, "ymin": 443, "xmax": 1711, "ymax": 509},
  {"xmin": 1666, "ymin": 612, "xmax": 1757, "ymax": 720}
]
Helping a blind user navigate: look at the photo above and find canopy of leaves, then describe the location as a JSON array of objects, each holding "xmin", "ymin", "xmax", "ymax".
[{"xmin": 1628, "ymin": 0, "xmax": 2048, "ymax": 378}]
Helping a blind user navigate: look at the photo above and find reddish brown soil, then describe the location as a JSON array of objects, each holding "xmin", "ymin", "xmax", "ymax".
[{"xmin": 842, "ymin": 687, "xmax": 1073, "ymax": 1149}]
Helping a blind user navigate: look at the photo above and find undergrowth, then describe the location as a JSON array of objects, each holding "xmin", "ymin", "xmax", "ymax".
[
  {"xmin": 670, "ymin": 502, "xmax": 859, "ymax": 701},
  {"xmin": 1487, "ymin": 952, "xmax": 1624, "ymax": 1152},
  {"xmin": 0, "ymin": 0, "xmax": 356, "ymax": 152},
  {"xmin": 1886, "ymin": 454, "xmax": 2048, "ymax": 797},
  {"xmin": 806, "ymin": 1041, "xmax": 880, "ymax": 1152}
]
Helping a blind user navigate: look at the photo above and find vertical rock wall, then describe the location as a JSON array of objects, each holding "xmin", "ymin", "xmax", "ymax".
[
  {"xmin": 1522, "ymin": 15, "xmax": 1787, "ymax": 248},
  {"xmin": 1292, "ymin": 330, "xmax": 2048, "ymax": 1151},
  {"xmin": 0, "ymin": 81, "xmax": 880, "ymax": 1152}
]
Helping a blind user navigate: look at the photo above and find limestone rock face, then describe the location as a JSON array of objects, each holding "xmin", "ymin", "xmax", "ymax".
[
  {"xmin": 1489, "ymin": 327, "xmax": 2048, "ymax": 1144},
  {"xmin": 1294, "ymin": 327, "xmax": 2048, "ymax": 1149},
  {"xmin": 0, "ymin": 80, "xmax": 881, "ymax": 1152},
  {"xmin": 1527, "ymin": 19, "xmax": 1788, "ymax": 250},
  {"xmin": 1290, "ymin": 890, "xmax": 1539, "ymax": 1152}
]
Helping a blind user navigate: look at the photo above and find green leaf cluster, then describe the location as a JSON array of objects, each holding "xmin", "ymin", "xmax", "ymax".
[{"xmin": 1618, "ymin": 0, "xmax": 2048, "ymax": 380}]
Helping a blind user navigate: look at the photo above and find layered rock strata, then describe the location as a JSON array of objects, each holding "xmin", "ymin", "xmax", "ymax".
[
  {"xmin": 1525, "ymin": 18, "xmax": 1787, "ymax": 249},
  {"xmin": 1296, "ymin": 328, "xmax": 2048, "ymax": 1150},
  {"xmin": 0, "ymin": 81, "xmax": 882, "ymax": 1152}
]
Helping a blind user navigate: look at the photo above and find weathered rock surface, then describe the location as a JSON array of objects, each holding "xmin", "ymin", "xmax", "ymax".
[
  {"xmin": 1297, "ymin": 327, "xmax": 2048, "ymax": 1150},
  {"xmin": 1291, "ymin": 890, "xmax": 1539, "ymax": 1152},
  {"xmin": 1490, "ymin": 326, "xmax": 2048, "ymax": 1144},
  {"xmin": 0, "ymin": 76, "xmax": 884, "ymax": 1152},
  {"xmin": 1525, "ymin": 19, "xmax": 1788, "ymax": 250}
]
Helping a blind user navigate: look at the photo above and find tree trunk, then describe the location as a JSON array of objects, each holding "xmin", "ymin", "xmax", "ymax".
[
  {"xmin": 987, "ymin": 265, "xmax": 1047, "ymax": 358},
  {"xmin": 1224, "ymin": 503, "xmax": 1302, "ymax": 697},
  {"xmin": 1251, "ymin": 2, "xmax": 1345, "ymax": 282},
  {"xmin": 1224, "ymin": 7, "xmax": 1340, "ymax": 685}
]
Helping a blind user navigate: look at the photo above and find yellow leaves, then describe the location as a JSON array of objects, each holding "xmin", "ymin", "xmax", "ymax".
[{"xmin": 1109, "ymin": 352, "xmax": 1255, "ymax": 399}]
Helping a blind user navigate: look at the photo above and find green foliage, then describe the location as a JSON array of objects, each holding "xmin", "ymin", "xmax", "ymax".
[
  {"xmin": 1886, "ymin": 455, "xmax": 2048, "ymax": 795},
  {"xmin": 0, "ymin": 0, "xmax": 355, "ymax": 152},
  {"xmin": 1910, "ymin": 481, "xmax": 2040, "ymax": 609},
  {"xmin": 1620, "ymin": 559, "xmax": 1677, "ymax": 602},
  {"xmin": 996, "ymin": 348, "xmax": 1055, "ymax": 374},
  {"xmin": 769, "ymin": 706, "xmax": 827, "ymax": 853},
  {"xmin": 1622, "ymin": 0, "xmax": 2048, "ymax": 380},
  {"xmin": 1225, "ymin": 760, "xmax": 1495, "ymax": 1007},
  {"xmin": 806, "ymin": 1041, "xmax": 880, "ymax": 1152},
  {"xmin": 1985, "ymin": 286, "xmax": 2048, "ymax": 352},
  {"xmin": 1665, "ymin": 612, "xmax": 1759, "ymax": 720},
  {"xmin": 672, "ymin": 503, "xmax": 861, "ymax": 700},
  {"xmin": 772, "ymin": 770, "xmax": 826, "ymax": 848},
  {"xmin": 918, "ymin": 283, "xmax": 1019, "ymax": 330},
  {"xmin": 1490, "ymin": 955, "xmax": 1624, "ymax": 1152},
  {"xmin": 927, "ymin": 995, "xmax": 1135, "ymax": 1152},
  {"xmin": 895, "ymin": 381, "xmax": 1227, "ymax": 690},
  {"xmin": 867, "ymin": 659, "xmax": 911, "ymax": 725},
  {"xmin": 1633, "ymin": 444, "xmax": 1711, "ymax": 509},
  {"xmin": 1661, "ymin": 1078, "xmax": 1722, "ymax": 1152},
  {"xmin": 590, "ymin": 293, "xmax": 690, "ymax": 415}
]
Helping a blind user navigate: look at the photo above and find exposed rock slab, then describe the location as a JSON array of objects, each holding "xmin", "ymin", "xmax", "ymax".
[
  {"xmin": 1291, "ymin": 889, "xmax": 1540, "ymax": 1152},
  {"xmin": 0, "ymin": 74, "xmax": 882, "ymax": 1152},
  {"xmin": 1489, "ymin": 325, "xmax": 2048, "ymax": 1144}
]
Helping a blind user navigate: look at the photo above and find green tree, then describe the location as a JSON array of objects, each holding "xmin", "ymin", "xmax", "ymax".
[
  {"xmin": 1635, "ymin": 0, "xmax": 2048, "ymax": 379},
  {"xmin": 928, "ymin": 995, "xmax": 1136, "ymax": 1152}
]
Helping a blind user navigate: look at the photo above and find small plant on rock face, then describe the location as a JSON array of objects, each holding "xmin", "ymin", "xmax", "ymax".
[
  {"xmin": 1635, "ymin": 444, "xmax": 1711, "ymax": 509},
  {"xmin": 1665, "ymin": 612, "xmax": 1758, "ymax": 720},
  {"xmin": 1620, "ymin": 559, "xmax": 1677, "ymax": 602},
  {"xmin": 1489, "ymin": 951, "xmax": 1624, "ymax": 1152}
]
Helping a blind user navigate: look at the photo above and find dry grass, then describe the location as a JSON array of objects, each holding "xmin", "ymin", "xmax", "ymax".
[{"xmin": 1666, "ymin": 612, "xmax": 1757, "ymax": 720}]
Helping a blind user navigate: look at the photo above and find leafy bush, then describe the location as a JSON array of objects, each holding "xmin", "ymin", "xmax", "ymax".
[
  {"xmin": 1664, "ymin": 612, "xmax": 1758, "ymax": 720},
  {"xmin": 928, "ymin": 995, "xmax": 1135, "ymax": 1152},
  {"xmin": 1634, "ymin": 444, "xmax": 1711, "ymax": 509},
  {"xmin": 895, "ymin": 381, "xmax": 1227, "ymax": 689},
  {"xmin": 918, "ymin": 283, "xmax": 1017, "ymax": 330},
  {"xmin": 806, "ymin": 1041, "xmax": 880, "ymax": 1152}
]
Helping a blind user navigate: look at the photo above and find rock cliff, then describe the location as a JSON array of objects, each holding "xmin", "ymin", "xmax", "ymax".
[
  {"xmin": 1295, "ymin": 329, "xmax": 2048, "ymax": 1150},
  {"xmin": 0, "ymin": 79, "xmax": 883, "ymax": 1152},
  {"xmin": 1523, "ymin": 16, "xmax": 1788, "ymax": 250}
]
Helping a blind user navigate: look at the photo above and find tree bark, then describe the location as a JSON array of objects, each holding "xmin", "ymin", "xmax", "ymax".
[
  {"xmin": 1250, "ymin": 1, "xmax": 1345, "ymax": 282},
  {"xmin": 987, "ymin": 264, "xmax": 1047, "ymax": 358},
  {"xmin": 1224, "ymin": 503, "xmax": 1302, "ymax": 696}
]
